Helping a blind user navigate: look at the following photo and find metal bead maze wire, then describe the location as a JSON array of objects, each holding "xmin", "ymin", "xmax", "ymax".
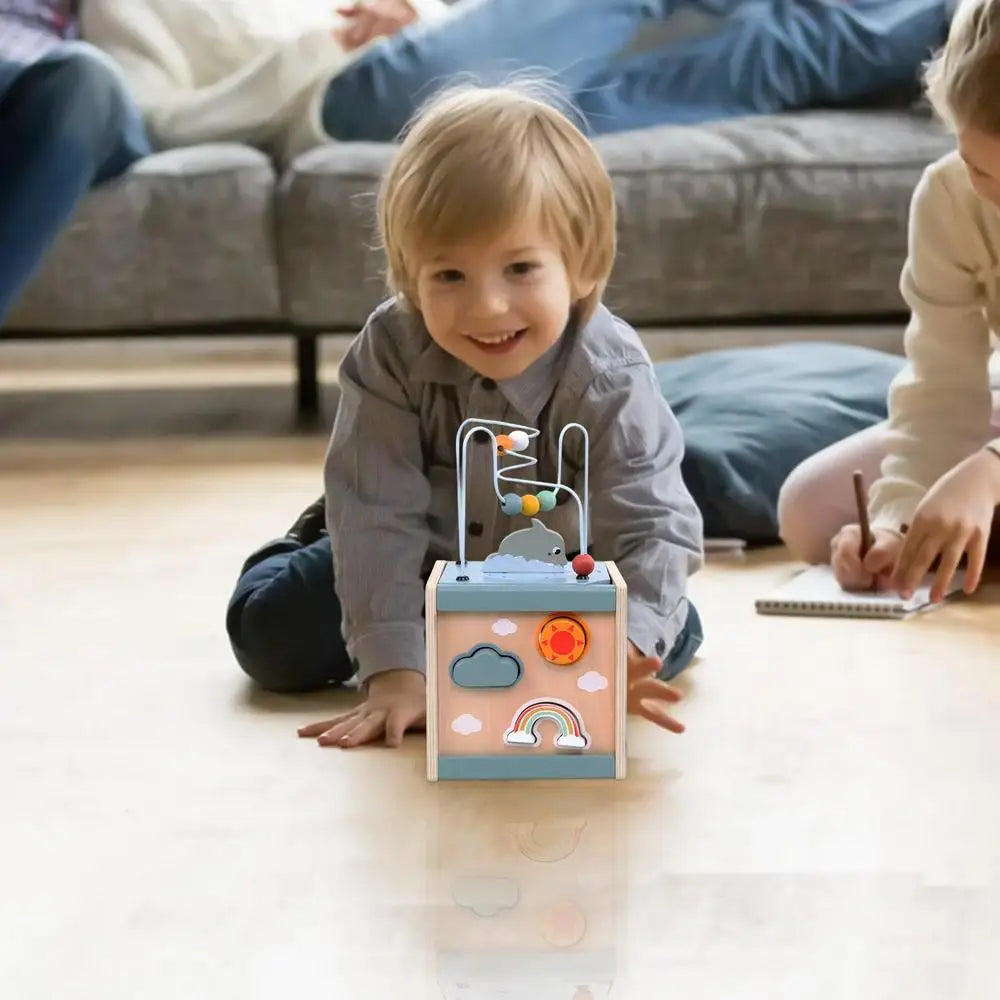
[{"xmin": 453, "ymin": 418, "xmax": 590, "ymax": 568}]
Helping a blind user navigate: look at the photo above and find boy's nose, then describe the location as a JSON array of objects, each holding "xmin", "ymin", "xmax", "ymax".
[{"xmin": 466, "ymin": 285, "xmax": 508, "ymax": 318}]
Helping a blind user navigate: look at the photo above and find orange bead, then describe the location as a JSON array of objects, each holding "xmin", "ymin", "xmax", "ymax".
[
  {"xmin": 520, "ymin": 494, "xmax": 541, "ymax": 516},
  {"xmin": 495, "ymin": 434, "xmax": 515, "ymax": 452}
]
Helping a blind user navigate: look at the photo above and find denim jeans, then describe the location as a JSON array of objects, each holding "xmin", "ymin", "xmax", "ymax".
[
  {"xmin": 0, "ymin": 42, "xmax": 150, "ymax": 322},
  {"xmin": 322, "ymin": 0, "xmax": 951, "ymax": 142},
  {"xmin": 227, "ymin": 534, "xmax": 703, "ymax": 693}
]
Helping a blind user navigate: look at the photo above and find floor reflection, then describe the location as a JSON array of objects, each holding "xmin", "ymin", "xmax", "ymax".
[{"xmin": 427, "ymin": 783, "xmax": 629, "ymax": 999}]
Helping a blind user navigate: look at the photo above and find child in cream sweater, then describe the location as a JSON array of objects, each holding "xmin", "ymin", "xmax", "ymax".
[{"xmin": 779, "ymin": 0, "xmax": 1000, "ymax": 604}]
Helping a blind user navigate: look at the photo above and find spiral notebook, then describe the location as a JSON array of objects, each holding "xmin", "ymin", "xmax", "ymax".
[{"xmin": 755, "ymin": 565, "xmax": 966, "ymax": 619}]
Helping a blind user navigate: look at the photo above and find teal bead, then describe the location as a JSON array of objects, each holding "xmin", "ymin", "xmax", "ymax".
[
  {"xmin": 536, "ymin": 490, "xmax": 557, "ymax": 512},
  {"xmin": 501, "ymin": 492, "xmax": 523, "ymax": 516}
]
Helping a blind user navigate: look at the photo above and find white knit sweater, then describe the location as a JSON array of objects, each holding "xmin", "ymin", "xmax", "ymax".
[
  {"xmin": 81, "ymin": 0, "xmax": 451, "ymax": 165},
  {"xmin": 869, "ymin": 150, "xmax": 1000, "ymax": 534}
]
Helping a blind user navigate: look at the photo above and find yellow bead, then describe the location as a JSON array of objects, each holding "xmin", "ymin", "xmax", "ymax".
[{"xmin": 520, "ymin": 494, "xmax": 541, "ymax": 516}]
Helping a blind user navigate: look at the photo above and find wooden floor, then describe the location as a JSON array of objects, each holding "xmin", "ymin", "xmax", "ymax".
[{"xmin": 2, "ymin": 338, "xmax": 999, "ymax": 999}]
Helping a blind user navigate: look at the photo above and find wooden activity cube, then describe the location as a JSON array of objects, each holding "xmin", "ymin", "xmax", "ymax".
[{"xmin": 426, "ymin": 559, "xmax": 627, "ymax": 781}]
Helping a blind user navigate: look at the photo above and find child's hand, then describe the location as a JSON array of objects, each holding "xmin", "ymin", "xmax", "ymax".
[
  {"xmin": 891, "ymin": 448, "xmax": 1000, "ymax": 602},
  {"xmin": 626, "ymin": 641, "xmax": 685, "ymax": 734},
  {"xmin": 298, "ymin": 668, "xmax": 425, "ymax": 748},
  {"xmin": 333, "ymin": 0, "xmax": 417, "ymax": 51},
  {"xmin": 830, "ymin": 524, "xmax": 904, "ymax": 592}
]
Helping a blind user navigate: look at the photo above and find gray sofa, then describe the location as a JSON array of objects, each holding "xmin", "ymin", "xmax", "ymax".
[{"xmin": 4, "ymin": 108, "xmax": 954, "ymax": 418}]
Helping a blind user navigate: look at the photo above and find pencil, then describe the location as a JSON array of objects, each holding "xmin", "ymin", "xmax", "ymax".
[{"xmin": 853, "ymin": 470, "xmax": 873, "ymax": 560}]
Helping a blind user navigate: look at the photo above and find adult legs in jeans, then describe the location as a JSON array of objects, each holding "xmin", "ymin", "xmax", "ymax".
[
  {"xmin": 226, "ymin": 528, "xmax": 704, "ymax": 691},
  {"xmin": 321, "ymin": 0, "xmax": 950, "ymax": 142},
  {"xmin": 0, "ymin": 42, "xmax": 151, "ymax": 322},
  {"xmin": 778, "ymin": 394, "xmax": 1000, "ymax": 565}
]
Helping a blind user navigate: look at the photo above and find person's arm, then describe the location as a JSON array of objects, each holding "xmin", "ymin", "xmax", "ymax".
[
  {"xmin": 868, "ymin": 163, "xmax": 996, "ymax": 534},
  {"xmin": 324, "ymin": 310, "xmax": 431, "ymax": 688},
  {"xmin": 575, "ymin": 363, "xmax": 704, "ymax": 658},
  {"xmin": 407, "ymin": 0, "xmax": 452, "ymax": 22},
  {"xmin": 81, "ymin": 1, "xmax": 350, "ymax": 152}
]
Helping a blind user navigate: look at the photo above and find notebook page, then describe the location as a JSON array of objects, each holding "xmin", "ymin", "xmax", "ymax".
[{"xmin": 756, "ymin": 565, "xmax": 966, "ymax": 616}]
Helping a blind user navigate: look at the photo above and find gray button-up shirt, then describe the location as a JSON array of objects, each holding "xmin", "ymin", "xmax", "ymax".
[{"xmin": 325, "ymin": 297, "xmax": 704, "ymax": 685}]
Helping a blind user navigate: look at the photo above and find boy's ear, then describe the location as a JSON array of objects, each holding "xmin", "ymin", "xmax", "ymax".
[{"xmin": 574, "ymin": 278, "xmax": 597, "ymax": 300}]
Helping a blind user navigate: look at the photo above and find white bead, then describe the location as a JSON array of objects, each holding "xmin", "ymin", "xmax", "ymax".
[{"xmin": 508, "ymin": 430, "xmax": 530, "ymax": 452}]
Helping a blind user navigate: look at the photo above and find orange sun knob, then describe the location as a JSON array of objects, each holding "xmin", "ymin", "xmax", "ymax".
[{"xmin": 536, "ymin": 614, "xmax": 590, "ymax": 666}]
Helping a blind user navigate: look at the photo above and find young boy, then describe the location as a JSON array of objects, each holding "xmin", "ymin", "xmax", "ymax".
[
  {"xmin": 778, "ymin": 0, "xmax": 1000, "ymax": 602},
  {"xmin": 226, "ymin": 84, "xmax": 705, "ymax": 748}
]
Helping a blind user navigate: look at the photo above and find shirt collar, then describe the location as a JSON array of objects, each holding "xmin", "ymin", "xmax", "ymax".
[{"xmin": 409, "ymin": 315, "xmax": 574, "ymax": 423}]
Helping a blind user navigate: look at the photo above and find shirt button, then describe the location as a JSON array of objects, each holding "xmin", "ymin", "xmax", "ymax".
[
  {"xmin": 654, "ymin": 638, "xmax": 667, "ymax": 657},
  {"xmin": 480, "ymin": 377, "xmax": 497, "ymax": 390},
  {"xmin": 468, "ymin": 521, "xmax": 484, "ymax": 536}
]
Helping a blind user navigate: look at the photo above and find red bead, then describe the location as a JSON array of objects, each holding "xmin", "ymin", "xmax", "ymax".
[{"xmin": 572, "ymin": 554, "xmax": 595, "ymax": 577}]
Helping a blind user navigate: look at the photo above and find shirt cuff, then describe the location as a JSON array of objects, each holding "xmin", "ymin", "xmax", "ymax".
[
  {"xmin": 869, "ymin": 495, "xmax": 922, "ymax": 536},
  {"xmin": 349, "ymin": 622, "xmax": 426, "ymax": 687},
  {"xmin": 626, "ymin": 596, "xmax": 688, "ymax": 662}
]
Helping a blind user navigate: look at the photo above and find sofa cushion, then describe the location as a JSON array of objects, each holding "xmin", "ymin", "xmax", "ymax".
[
  {"xmin": 6, "ymin": 145, "xmax": 281, "ymax": 331},
  {"xmin": 600, "ymin": 110, "xmax": 953, "ymax": 324},
  {"xmin": 655, "ymin": 342, "xmax": 906, "ymax": 544},
  {"xmin": 278, "ymin": 110, "xmax": 953, "ymax": 330}
]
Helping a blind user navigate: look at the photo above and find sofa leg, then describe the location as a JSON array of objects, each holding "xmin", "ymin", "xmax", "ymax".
[{"xmin": 296, "ymin": 334, "xmax": 320, "ymax": 423}]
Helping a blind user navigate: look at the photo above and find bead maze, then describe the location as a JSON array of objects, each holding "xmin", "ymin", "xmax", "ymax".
[{"xmin": 426, "ymin": 418, "xmax": 627, "ymax": 781}]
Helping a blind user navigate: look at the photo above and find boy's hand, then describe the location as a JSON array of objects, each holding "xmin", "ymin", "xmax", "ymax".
[
  {"xmin": 891, "ymin": 448, "xmax": 1000, "ymax": 602},
  {"xmin": 830, "ymin": 524, "xmax": 904, "ymax": 593},
  {"xmin": 334, "ymin": 0, "xmax": 417, "ymax": 51},
  {"xmin": 626, "ymin": 641, "xmax": 685, "ymax": 734},
  {"xmin": 298, "ymin": 668, "xmax": 425, "ymax": 748}
]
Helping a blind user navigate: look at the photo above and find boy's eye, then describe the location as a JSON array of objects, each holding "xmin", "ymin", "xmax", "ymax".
[
  {"xmin": 508, "ymin": 261, "xmax": 541, "ymax": 277},
  {"xmin": 433, "ymin": 269, "xmax": 464, "ymax": 283}
]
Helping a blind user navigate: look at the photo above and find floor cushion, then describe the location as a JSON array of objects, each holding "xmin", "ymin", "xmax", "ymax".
[{"xmin": 655, "ymin": 342, "xmax": 906, "ymax": 544}]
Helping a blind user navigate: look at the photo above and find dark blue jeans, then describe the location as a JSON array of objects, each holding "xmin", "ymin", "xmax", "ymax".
[
  {"xmin": 322, "ymin": 0, "xmax": 951, "ymax": 142},
  {"xmin": 0, "ymin": 42, "xmax": 150, "ymax": 322},
  {"xmin": 226, "ymin": 534, "xmax": 703, "ymax": 693}
]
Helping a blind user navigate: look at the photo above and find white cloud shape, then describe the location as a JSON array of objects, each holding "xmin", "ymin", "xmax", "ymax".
[
  {"xmin": 451, "ymin": 713, "xmax": 483, "ymax": 736},
  {"xmin": 491, "ymin": 618, "xmax": 517, "ymax": 636},
  {"xmin": 577, "ymin": 670, "xmax": 609, "ymax": 693}
]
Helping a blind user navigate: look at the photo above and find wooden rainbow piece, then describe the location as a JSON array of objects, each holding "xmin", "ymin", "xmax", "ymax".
[{"xmin": 503, "ymin": 699, "xmax": 589, "ymax": 750}]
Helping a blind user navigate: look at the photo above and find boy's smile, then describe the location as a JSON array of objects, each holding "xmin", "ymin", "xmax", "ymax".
[{"xmin": 413, "ymin": 221, "xmax": 593, "ymax": 381}]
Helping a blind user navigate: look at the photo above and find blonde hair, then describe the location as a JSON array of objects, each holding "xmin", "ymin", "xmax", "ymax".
[
  {"xmin": 376, "ymin": 82, "xmax": 616, "ymax": 325},
  {"xmin": 925, "ymin": 0, "xmax": 1000, "ymax": 131}
]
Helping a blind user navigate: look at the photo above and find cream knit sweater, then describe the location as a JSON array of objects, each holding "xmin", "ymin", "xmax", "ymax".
[
  {"xmin": 869, "ymin": 150, "xmax": 1000, "ymax": 534},
  {"xmin": 81, "ymin": 0, "xmax": 450, "ymax": 166}
]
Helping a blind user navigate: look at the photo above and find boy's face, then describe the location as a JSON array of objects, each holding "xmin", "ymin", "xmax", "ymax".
[
  {"xmin": 958, "ymin": 126, "xmax": 1000, "ymax": 208},
  {"xmin": 413, "ymin": 221, "xmax": 593, "ymax": 381}
]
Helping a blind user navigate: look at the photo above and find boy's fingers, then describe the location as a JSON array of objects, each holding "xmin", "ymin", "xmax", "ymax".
[
  {"xmin": 627, "ymin": 653, "xmax": 661, "ymax": 681},
  {"xmin": 315, "ymin": 709, "xmax": 372, "ymax": 745},
  {"xmin": 630, "ymin": 676, "xmax": 683, "ymax": 703},
  {"xmin": 639, "ymin": 699, "xmax": 685, "ymax": 734},
  {"xmin": 298, "ymin": 714, "xmax": 353, "ymax": 737},
  {"xmin": 324, "ymin": 710, "xmax": 386, "ymax": 748},
  {"xmin": 385, "ymin": 712, "xmax": 407, "ymax": 747}
]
